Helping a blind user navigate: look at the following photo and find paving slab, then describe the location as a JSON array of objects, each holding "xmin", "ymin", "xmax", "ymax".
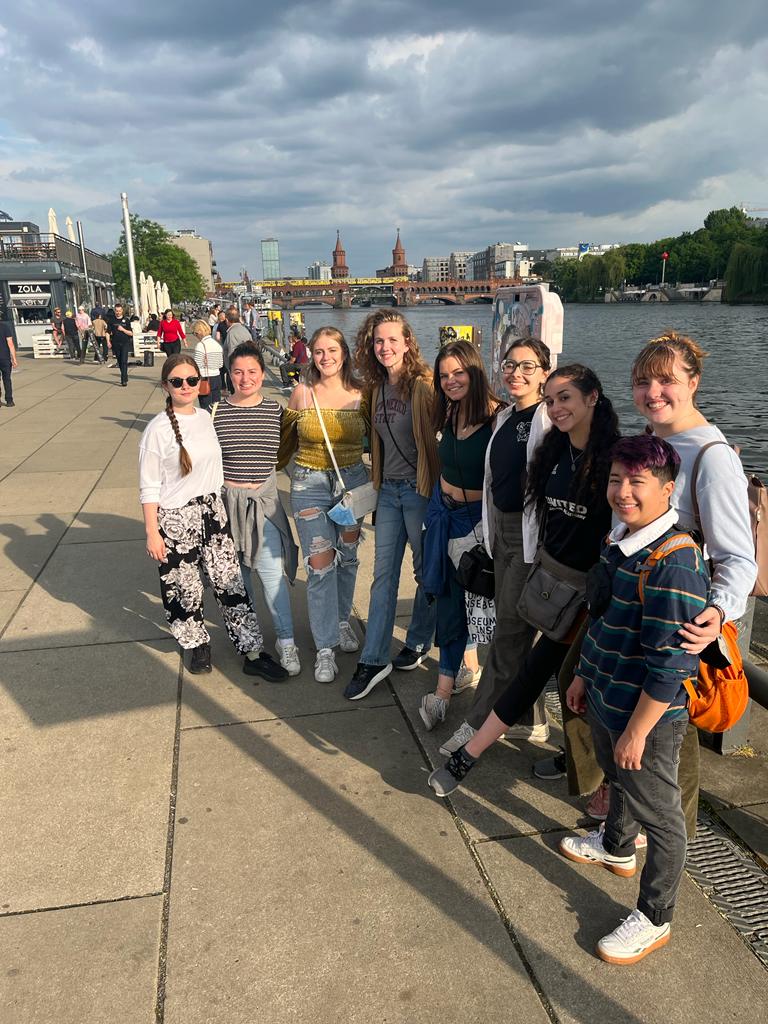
[
  {"xmin": 476, "ymin": 833, "xmax": 768, "ymax": 1024},
  {"xmin": 0, "ymin": 470, "xmax": 100, "ymax": 516},
  {"xmin": 62, "ymin": 487, "xmax": 146, "ymax": 544},
  {"xmin": 0, "ymin": 640, "xmax": 177, "ymax": 910},
  {"xmin": 0, "ymin": 513, "xmax": 74, "ymax": 593},
  {"xmin": 18, "ymin": 442, "xmax": 120, "ymax": 473},
  {"xmin": 164, "ymin": 708, "xmax": 551, "ymax": 1024},
  {"xmin": 0, "ymin": 590, "xmax": 25, "ymax": 631},
  {"xmin": 392, "ymin": 672, "xmax": 585, "ymax": 839},
  {"xmin": 2, "ymin": 896, "xmax": 162, "ymax": 1024},
  {"xmin": 699, "ymin": 735, "xmax": 768, "ymax": 810},
  {"xmin": 1, "ymin": 538, "xmax": 167, "ymax": 650}
]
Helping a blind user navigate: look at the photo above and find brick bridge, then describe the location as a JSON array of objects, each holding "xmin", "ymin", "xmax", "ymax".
[{"xmin": 269, "ymin": 278, "xmax": 522, "ymax": 309}]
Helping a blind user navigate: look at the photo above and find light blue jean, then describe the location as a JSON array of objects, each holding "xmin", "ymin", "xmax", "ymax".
[
  {"xmin": 361, "ymin": 479, "xmax": 435, "ymax": 666},
  {"xmin": 291, "ymin": 462, "xmax": 369, "ymax": 651},
  {"xmin": 238, "ymin": 516, "xmax": 294, "ymax": 642}
]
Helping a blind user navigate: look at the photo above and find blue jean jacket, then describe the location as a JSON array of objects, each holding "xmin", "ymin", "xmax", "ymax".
[{"xmin": 421, "ymin": 482, "xmax": 483, "ymax": 598}]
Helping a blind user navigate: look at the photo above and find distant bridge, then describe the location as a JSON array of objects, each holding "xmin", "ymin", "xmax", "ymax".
[{"xmin": 269, "ymin": 277, "xmax": 522, "ymax": 309}]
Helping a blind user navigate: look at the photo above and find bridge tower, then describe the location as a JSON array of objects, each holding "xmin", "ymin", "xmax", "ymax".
[
  {"xmin": 332, "ymin": 230, "xmax": 349, "ymax": 279},
  {"xmin": 391, "ymin": 228, "xmax": 407, "ymax": 276}
]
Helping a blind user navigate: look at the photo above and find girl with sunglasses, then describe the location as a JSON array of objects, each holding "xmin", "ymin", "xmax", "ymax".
[{"xmin": 139, "ymin": 355, "xmax": 285, "ymax": 680}]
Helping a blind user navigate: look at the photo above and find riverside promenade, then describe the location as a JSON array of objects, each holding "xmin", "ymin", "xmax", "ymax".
[{"xmin": 2, "ymin": 355, "xmax": 768, "ymax": 1024}]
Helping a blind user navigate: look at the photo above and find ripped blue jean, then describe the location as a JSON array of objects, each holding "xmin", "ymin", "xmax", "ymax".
[{"xmin": 290, "ymin": 462, "xmax": 369, "ymax": 651}]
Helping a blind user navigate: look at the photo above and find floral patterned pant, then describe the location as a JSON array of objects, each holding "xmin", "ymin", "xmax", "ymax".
[{"xmin": 157, "ymin": 493, "xmax": 263, "ymax": 653}]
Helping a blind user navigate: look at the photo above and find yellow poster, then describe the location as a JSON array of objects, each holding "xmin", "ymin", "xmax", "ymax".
[{"xmin": 439, "ymin": 325, "xmax": 476, "ymax": 347}]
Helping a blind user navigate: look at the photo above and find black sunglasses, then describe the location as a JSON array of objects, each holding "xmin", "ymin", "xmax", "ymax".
[{"xmin": 167, "ymin": 376, "xmax": 200, "ymax": 388}]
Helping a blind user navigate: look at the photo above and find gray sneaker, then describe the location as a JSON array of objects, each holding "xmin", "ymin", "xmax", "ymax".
[
  {"xmin": 439, "ymin": 720, "xmax": 476, "ymax": 757},
  {"xmin": 452, "ymin": 663, "xmax": 481, "ymax": 694},
  {"xmin": 419, "ymin": 693, "xmax": 448, "ymax": 731}
]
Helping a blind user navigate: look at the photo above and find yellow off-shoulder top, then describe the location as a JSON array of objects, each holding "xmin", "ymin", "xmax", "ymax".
[{"xmin": 278, "ymin": 394, "xmax": 371, "ymax": 470}]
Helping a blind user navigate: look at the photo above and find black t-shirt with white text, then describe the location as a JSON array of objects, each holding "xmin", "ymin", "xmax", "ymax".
[
  {"xmin": 108, "ymin": 313, "xmax": 134, "ymax": 345},
  {"xmin": 542, "ymin": 448, "xmax": 611, "ymax": 571}
]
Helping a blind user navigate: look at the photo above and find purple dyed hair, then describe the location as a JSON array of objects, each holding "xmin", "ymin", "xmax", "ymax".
[{"xmin": 609, "ymin": 434, "xmax": 681, "ymax": 484}]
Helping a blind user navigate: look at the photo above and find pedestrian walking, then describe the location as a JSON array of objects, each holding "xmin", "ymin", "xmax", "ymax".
[
  {"xmin": 190, "ymin": 319, "xmax": 223, "ymax": 411},
  {"xmin": 0, "ymin": 317, "xmax": 17, "ymax": 407},
  {"xmin": 156, "ymin": 308, "xmax": 186, "ymax": 357},
  {"xmin": 107, "ymin": 303, "xmax": 134, "ymax": 386}
]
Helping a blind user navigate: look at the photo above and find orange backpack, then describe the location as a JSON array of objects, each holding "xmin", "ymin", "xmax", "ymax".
[{"xmin": 638, "ymin": 533, "xmax": 749, "ymax": 733}]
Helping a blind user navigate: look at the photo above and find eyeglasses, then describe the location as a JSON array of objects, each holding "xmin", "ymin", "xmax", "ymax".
[
  {"xmin": 501, "ymin": 359, "xmax": 542, "ymax": 375},
  {"xmin": 167, "ymin": 376, "xmax": 201, "ymax": 388}
]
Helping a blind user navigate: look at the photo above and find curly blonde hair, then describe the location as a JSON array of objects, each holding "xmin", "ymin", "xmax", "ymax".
[{"xmin": 354, "ymin": 309, "xmax": 430, "ymax": 396}]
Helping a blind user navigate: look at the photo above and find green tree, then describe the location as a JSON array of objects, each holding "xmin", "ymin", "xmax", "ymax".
[
  {"xmin": 724, "ymin": 241, "xmax": 768, "ymax": 303},
  {"xmin": 111, "ymin": 216, "xmax": 206, "ymax": 304},
  {"xmin": 531, "ymin": 260, "xmax": 554, "ymax": 278},
  {"xmin": 550, "ymin": 258, "xmax": 579, "ymax": 301}
]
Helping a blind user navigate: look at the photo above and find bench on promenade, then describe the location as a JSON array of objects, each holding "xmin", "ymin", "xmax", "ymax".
[{"xmin": 32, "ymin": 334, "xmax": 65, "ymax": 358}]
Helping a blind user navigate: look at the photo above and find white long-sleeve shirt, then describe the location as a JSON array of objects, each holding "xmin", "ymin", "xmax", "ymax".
[
  {"xmin": 665, "ymin": 424, "xmax": 756, "ymax": 621},
  {"xmin": 139, "ymin": 408, "xmax": 223, "ymax": 508}
]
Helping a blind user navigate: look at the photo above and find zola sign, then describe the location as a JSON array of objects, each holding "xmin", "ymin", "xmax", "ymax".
[{"xmin": 9, "ymin": 282, "xmax": 52, "ymax": 307}]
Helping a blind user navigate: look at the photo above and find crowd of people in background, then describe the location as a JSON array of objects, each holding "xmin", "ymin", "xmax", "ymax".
[{"xmin": 137, "ymin": 311, "xmax": 756, "ymax": 967}]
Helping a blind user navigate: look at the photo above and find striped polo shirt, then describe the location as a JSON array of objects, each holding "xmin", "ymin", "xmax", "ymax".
[
  {"xmin": 213, "ymin": 397, "xmax": 283, "ymax": 485},
  {"xmin": 579, "ymin": 513, "xmax": 710, "ymax": 732}
]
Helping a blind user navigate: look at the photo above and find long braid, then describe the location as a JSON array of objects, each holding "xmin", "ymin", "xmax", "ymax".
[{"xmin": 165, "ymin": 396, "xmax": 193, "ymax": 476}]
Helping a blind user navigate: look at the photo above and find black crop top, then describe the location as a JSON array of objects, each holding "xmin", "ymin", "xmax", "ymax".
[{"xmin": 438, "ymin": 420, "xmax": 493, "ymax": 491}]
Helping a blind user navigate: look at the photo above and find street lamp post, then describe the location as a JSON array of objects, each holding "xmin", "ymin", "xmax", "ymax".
[
  {"xmin": 661, "ymin": 251, "xmax": 669, "ymax": 287},
  {"xmin": 120, "ymin": 192, "xmax": 141, "ymax": 316}
]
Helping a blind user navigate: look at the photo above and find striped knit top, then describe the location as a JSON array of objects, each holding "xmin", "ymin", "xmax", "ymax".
[
  {"xmin": 213, "ymin": 397, "xmax": 282, "ymax": 485},
  {"xmin": 579, "ymin": 517, "xmax": 710, "ymax": 732}
]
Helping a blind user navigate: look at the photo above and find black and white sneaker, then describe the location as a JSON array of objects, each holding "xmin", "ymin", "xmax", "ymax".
[
  {"xmin": 533, "ymin": 748, "xmax": 567, "ymax": 780},
  {"xmin": 428, "ymin": 746, "xmax": 478, "ymax": 797},
  {"xmin": 392, "ymin": 646, "xmax": 429, "ymax": 671},
  {"xmin": 343, "ymin": 662, "xmax": 392, "ymax": 701}
]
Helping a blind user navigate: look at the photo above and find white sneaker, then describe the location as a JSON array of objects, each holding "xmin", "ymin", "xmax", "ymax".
[
  {"xmin": 559, "ymin": 829, "xmax": 637, "ymax": 877},
  {"xmin": 314, "ymin": 647, "xmax": 338, "ymax": 683},
  {"xmin": 504, "ymin": 722, "xmax": 551, "ymax": 743},
  {"xmin": 276, "ymin": 640, "xmax": 301, "ymax": 677},
  {"xmin": 439, "ymin": 721, "xmax": 477, "ymax": 757},
  {"xmin": 419, "ymin": 693, "xmax": 448, "ymax": 731},
  {"xmin": 597, "ymin": 908, "xmax": 671, "ymax": 964},
  {"xmin": 338, "ymin": 621, "xmax": 359, "ymax": 653},
  {"xmin": 452, "ymin": 663, "xmax": 481, "ymax": 694}
]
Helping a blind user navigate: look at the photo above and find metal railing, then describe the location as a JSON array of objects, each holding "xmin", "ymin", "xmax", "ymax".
[{"xmin": 0, "ymin": 233, "xmax": 113, "ymax": 280}]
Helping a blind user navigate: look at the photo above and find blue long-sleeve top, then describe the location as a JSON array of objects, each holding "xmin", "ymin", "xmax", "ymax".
[
  {"xmin": 579, "ymin": 510, "xmax": 710, "ymax": 732},
  {"xmin": 421, "ymin": 482, "xmax": 482, "ymax": 598}
]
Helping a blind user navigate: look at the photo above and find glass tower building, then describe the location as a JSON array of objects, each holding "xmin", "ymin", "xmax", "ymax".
[{"xmin": 261, "ymin": 238, "xmax": 280, "ymax": 279}]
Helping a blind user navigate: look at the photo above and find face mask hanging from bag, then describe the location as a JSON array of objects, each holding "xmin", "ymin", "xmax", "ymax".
[{"xmin": 310, "ymin": 388, "xmax": 378, "ymax": 526}]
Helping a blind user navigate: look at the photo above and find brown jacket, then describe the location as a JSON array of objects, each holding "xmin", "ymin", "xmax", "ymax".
[{"xmin": 370, "ymin": 375, "xmax": 439, "ymax": 498}]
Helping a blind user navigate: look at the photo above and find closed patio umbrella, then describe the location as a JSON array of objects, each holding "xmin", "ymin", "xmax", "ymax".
[
  {"xmin": 146, "ymin": 275, "xmax": 158, "ymax": 315},
  {"xmin": 161, "ymin": 282, "xmax": 171, "ymax": 310},
  {"xmin": 48, "ymin": 208, "xmax": 60, "ymax": 235},
  {"xmin": 65, "ymin": 216, "xmax": 77, "ymax": 242}
]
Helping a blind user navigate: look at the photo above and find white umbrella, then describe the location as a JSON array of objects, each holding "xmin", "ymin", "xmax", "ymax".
[
  {"xmin": 161, "ymin": 282, "xmax": 171, "ymax": 310},
  {"xmin": 48, "ymin": 208, "xmax": 60, "ymax": 235},
  {"xmin": 139, "ymin": 272, "xmax": 149, "ymax": 323},
  {"xmin": 146, "ymin": 275, "xmax": 157, "ymax": 315},
  {"xmin": 156, "ymin": 281, "xmax": 164, "ymax": 313},
  {"xmin": 65, "ymin": 216, "xmax": 77, "ymax": 242}
]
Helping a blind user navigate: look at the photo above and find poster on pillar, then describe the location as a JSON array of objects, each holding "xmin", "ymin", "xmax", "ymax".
[{"xmin": 490, "ymin": 284, "xmax": 564, "ymax": 396}]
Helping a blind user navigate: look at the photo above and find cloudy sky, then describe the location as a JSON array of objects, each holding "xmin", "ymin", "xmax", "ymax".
[{"xmin": 1, "ymin": 1, "xmax": 766, "ymax": 280}]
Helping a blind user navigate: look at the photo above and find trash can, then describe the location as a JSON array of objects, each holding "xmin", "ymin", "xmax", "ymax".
[{"xmin": 143, "ymin": 351, "xmax": 155, "ymax": 367}]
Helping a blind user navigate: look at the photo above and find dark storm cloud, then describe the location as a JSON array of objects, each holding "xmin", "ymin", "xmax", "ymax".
[{"xmin": 1, "ymin": 0, "xmax": 766, "ymax": 277}]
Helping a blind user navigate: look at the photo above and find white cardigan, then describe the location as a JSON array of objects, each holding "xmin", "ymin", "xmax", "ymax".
[{"xmin": 481, "ymin": 402, "xmax": 551, "ymax": 564}]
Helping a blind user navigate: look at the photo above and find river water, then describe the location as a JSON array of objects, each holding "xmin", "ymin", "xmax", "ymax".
[{"xmin": 290, "ymin": 302, "xmax": 768, "ymax": 475}]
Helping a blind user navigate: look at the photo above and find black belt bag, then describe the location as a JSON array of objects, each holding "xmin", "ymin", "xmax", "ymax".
[{"xmin": 517, "ymin": 548, "xmax": 588, "ymax": 642}]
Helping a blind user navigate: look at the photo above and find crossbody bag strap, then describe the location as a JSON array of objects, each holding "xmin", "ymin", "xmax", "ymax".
[
  {"xmin": 381, "ymin": 381, "xmax": 417, "ymax": 472},
  {"xmin": 310, "ymin": 387, "xmax": 346, "ymax": 491},
  {"xmin": 689, "ymin": 439, "xmax": 731, "ymax": 529}
]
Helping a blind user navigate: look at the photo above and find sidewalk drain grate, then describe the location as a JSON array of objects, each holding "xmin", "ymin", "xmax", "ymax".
[{"xmin": 686, "ymin": 812, "xmax": 768, "ymax": 967}]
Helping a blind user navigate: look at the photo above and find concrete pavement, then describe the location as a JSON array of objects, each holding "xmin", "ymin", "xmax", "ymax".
[{"xmin": 1, "ymin": 354, "xmax": 767, "ymax": 1023}]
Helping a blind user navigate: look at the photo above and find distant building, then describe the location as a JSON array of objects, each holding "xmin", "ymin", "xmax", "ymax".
[
  {"xmin": 448, "ymin": 251, "xmax": 472, "ymax": 280},
  {"xmin": 331, "ymin": 231, "xmax": 349, "ymax": 279},
  {"xmin": 547, "ymin": 243, "xmax": 621, "ymax": 261},
  {"xmin": 422, "ymin": 256, "xmax": 450, "ymax": 281},
  {"xmin": 307, "ymin": 260, "xmax": 332, "ymax": 281},
  {"xmin": 261, "ymin": 237, "xmax": 280, "ymax": 279},
  {"xmin": 468, "ymin": 242, "xmax": 528, "ymax": 280},
  {"xmin": 377, "ymin": 229, "xmax": 409, "ymax": 278},
  {"xmin": 171, "ymin": 229, "xmax": 215, "ymax": 291}
]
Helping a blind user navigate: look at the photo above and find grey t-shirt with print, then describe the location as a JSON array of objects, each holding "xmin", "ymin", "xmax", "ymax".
[{"xmin": 373, "ymin": 386, "xmax": 419, "ymax": 480}]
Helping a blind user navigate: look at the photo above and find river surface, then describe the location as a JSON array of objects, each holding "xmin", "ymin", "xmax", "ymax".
[{"xmin": 289, "ymin": 302, "xmax": 768, "ymax": 475}]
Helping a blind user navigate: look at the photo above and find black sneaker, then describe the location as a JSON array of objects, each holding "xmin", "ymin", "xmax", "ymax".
[
  {"xmin": 5, "ymin": 400, "xmax": 14, "ymax": 407},
  {"xmin": 428, "ymin": 746, "xmax": 477, "ymax": 797},
  {"xmin": 243, "ymin": 651, "xmax": 289, "ymax": 682},
  {"xmin": 343, "ymin": 662, "xmax": 392, "ymax": 701},
  {"xmin": 189, "ymin": 643, "xmax": 212, "ymax": 674},
  {"xmin": 533, "ymin": 748, "xmax": 567, "ymax": 780},
  {"xmin": 392, "ymin": 646, "xmax": 429, "ymax": 671}
]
